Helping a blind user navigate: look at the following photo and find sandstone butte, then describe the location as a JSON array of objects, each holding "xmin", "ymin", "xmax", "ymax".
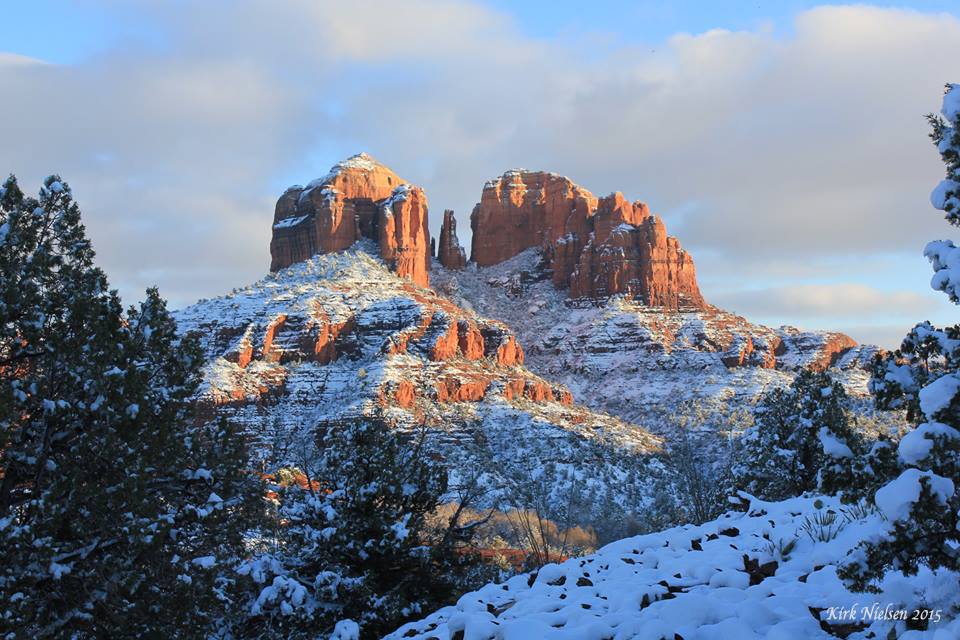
[
  {"xmin": 470, "ymin": 170, "xmax": 705, "ymax": 310},
  {"xmin": 269, "ymin": 153, "xmax": 431, "ymax": 287}
]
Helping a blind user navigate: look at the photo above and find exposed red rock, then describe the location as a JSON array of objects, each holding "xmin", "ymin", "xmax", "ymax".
[
  {"xmin": 437, "ymin": 209, "xmax": 467, "ymax": 270},
  {"xmin": 523, "ymin": 379, "xmax": 553, "ymax": 402},
  {"xmin": 379, "ymin": 185, "xmax": 431, "ymax": 288},
  {"xmin": 391, "ymin": 380, "xmax": 416, "ymax": 409},
  {"xmin": 457, "ymin": 320, "xmax": 486, "ymax": 360},
  {"xmin": 570, "ymin": 193, "xmax": 704, "ymax": 308},
  {"xmin": 270, "ymin": 153, "xmax": 430, "ymax": 288},
  {"xmin": 436, "ymin": 374, "xmax": 491, "ymax": 403},
  {"xmin": 496, "ymin": 336, "xmax": 524, "ymax": 367},
  {"xmin": 502, "ymin": 377, "xmax": 526, "ymax": 401},
  {"xmin": 471, "ymin": 170, "xmax": 596, "ymax": 272},
  {"xmin": 807, "ymin": 333, "xmax": 858, "ymax": 371},
  {"xmin": 429, "ymin": 315, "xmax": 460, "ymax": 362},
  {"xmin": 262, "ymin": 315, "xmax": 288, "ymax": 363},
  {"xmin": 302, "ymin": 312, "xmax": 354, "ymax": 365},
  {"xmin": 554, "ymin": 387, "xmax": 574, "ymax": 406},
  {"xmin": 470, "ymin": 171, "xmax": 705, "ymax": 309},
  {"xmin": 481, "ymin": 324, "xmax": 525, "ymax": 367}
]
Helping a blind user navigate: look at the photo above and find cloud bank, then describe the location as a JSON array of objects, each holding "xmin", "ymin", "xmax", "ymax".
[{"xmin": 1, "ymin": 1, "xmax": 958, "ymax": 348}]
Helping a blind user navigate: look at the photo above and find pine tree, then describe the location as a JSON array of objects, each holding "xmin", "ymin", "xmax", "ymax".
[
  {"xmin": 238, "ymin": 417, "xmax": 480, "ymax": 639},
  {"xmin": 0, "ymin": 176, "xmax": 258, "ymax": 637},
  {"xmin": 842, "ymin": 85, "xmax": 960, "ymax": 590},
  {"xmin": 733, "ymin": 369, "xmax": 861, "ymax": 501}
]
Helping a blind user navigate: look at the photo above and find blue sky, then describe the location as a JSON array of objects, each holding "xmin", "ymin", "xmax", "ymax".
[
  {"xmin": 7, "ymin": 1, "xmax": 960, "ymax": 62},
  {"xmin": 2, "ymin": 1, "xmax": 959, "ymax": 348}
]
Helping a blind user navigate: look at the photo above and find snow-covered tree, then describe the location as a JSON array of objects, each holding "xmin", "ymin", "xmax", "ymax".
[
  {"xmin": 239, "ymin": 417, "xmax": 481, "ymax": 639},
  {"xmin": 842, "ymin": 85, "xmax": 960, "ymax": 590},
  {"xmin": 0, "ymin": 176, "xmax": 258, "ymax": 637},
  {"xmin": 733, "ymin": 369, "xmax": 861, "ymax": 501}
]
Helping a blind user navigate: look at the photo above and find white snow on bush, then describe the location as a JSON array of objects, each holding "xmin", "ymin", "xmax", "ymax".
[
  {"xmin": 388, "ymin": 495, "xmax": 960, "ymax": 639},
  {"xmin": 930, "ymin": 178, "xmax": 960, "ymax": 210},
  {"xmin": 898, "ymin": 422, "xmax": 960, "ymax": 465},
  {"xmin": 329, "ymin": 619, "xmax": 360, "ymax": 640},
  {"xmin": 818, "ymin": 427, "xmax": 853, "ymax": 458},
  {"xmin": 942, "ymin": 83, "xmax": 960, "ymax": 122},
  {"xmin": 875, "ymin": 468, "xmax": 954, "ymax": 522},
  {"xmin": 918, "ymin": 373, "xmax": 960, "ymax": 419}
]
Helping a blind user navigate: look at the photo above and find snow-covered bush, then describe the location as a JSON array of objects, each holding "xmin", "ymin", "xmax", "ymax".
[
  {"xmin": 842, "ymin": 85, "xmax": 960, "ymax": 591},
  {"xmin": 238, "ymin": 417, "xmax": 488, "ymax": 639},
  {"xmin": 654, "ymin": 400, "xmax": 740, "ymax": 525},
  {"xmin": 732, "ymin": 369, "xmax": 861, "ymax": 501},
  {"xmin": 0, "ymin": 176, "xmax": 258, "ymax": 637}
]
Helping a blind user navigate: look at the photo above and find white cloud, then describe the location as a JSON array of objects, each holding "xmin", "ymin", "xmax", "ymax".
[
  {"xmin": 712, "ymin": 283, "xmax": 939, "ymax": 319},
  {"xmin": 0, "ymin": 1, "xmax": 957, "ymax": 344}
]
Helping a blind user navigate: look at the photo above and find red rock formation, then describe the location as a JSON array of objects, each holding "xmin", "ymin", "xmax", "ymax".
[
  {"xmin": 379, "ymin": 185, "xmax": 430, "ymax": 288},
  {"xmin": 303, "ymin": 313, "xmax": 354, "ymax": 365},
  {"xmin": 808, "ymin": 334, "xmax": 858, "ymax": 371},
  {"xmin": 470, "ymin": 171, "xmax": 706, "ymax": 310},
  {"xmin": 554, "ymin": 387, "xmax": 574, "ymax": 406},
  {"xmin": 436, "ymin": 374, "xmax": 491, "ymax": 403},
  {"xmin": 262, "ymin": 315, "xmax": 288, "ymax": 363},
  {"xmin": 457, "ymin": 320, "xmax": 486, "ymax": 360},
  {"xmin": 481, "ymin": 325, "xmax": 525, "ymax": 367},
  {"xmin": 502, "ymin": 377, "xmax": 526, "ymax": 401},
  {"xmin": 570, "ymin": 193, "xmax": 704, "ymax": 309},
  {"xmin": 523, "ymin": 379, "xmax": 553, "ymax": 402},
  {"xmin": 470, "ymin": 170, "xmax": 596, "ymax": 273},
  {"xmin": 395, "ymin": 380, "xmax": 415, "ymax": 408},
  {"xmin": 429, "ymin": 315, "xmax": 459, "ymax": 362},
  {"xmin": 270, "ymin": 153, "xmax": 430, "ymax": 288},
  {"xmin": 437, "ymin": 209, "xmax": 467, "ymax": 270}
]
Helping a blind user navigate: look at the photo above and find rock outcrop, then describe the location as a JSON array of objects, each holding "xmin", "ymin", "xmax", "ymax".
[
  {"xmin": 270, "ymin": 153, "xmax": 430, "ymax": 287},
  {"xmin": 469, "ymin": 170, "xmax": 704, "ymax": 309},
  {"xmin": 470, "ymin": 170, "xmax": 596, "ymax": 272},
  {"xmin": 569, "ymin": 193, "xmax": 704, "ymax": 308},
  {"xmin": 379, "ymin": 185, "xmax": 431, "ymax": 287},
  {"xmin": 437, "ymin": 209, "xmax": 467, "ymax": 270}
]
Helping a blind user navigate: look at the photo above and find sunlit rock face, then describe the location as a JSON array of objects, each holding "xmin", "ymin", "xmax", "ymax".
[
  {"xmin": 469, "ymin": 170, "xmax": 704, "ymax": 309},
  {"xmin": 269, "ymin": 153, "xmax": 430, "ymax": 287}
]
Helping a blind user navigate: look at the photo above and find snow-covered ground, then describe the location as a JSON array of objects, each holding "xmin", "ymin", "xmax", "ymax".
[{"xmin": 388, "ymin": 493, "xmax": 959, "ymax": 639}]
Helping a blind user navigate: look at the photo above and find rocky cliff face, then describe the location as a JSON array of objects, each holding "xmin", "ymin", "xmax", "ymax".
[
  {"xmin": 378, "ymin": 184, "xmax": 431, "ymax": 287},
  {"xmin": 569, "ymin": 193, "xmax": 704, "ymax": 308},
  {"xmin": 269, "ymin": 153, "xmax": 430, "ymax": 287},
  {"xmin": 470, "ymin": 170, "xmax": 704, "ymax": 309},
  {"xmin": 437, "ymin": 209, "xmax": 467, "ymax": 270}
]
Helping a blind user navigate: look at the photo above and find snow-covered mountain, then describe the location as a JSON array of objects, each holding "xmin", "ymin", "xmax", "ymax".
[
  {"xmin": 433, "ymin": 248, "xmax": 878, "ymax": 431},
  {"xmin": 173, "ymin": 152, "xmax": 880, "ymax": 522},
  {"xmin": 174, "ymin": 243, "xmax": 662, "ymax": 511},
  {"xmin": 387, "ymin": 493, "xmax": 957, "ymax": 639}
]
